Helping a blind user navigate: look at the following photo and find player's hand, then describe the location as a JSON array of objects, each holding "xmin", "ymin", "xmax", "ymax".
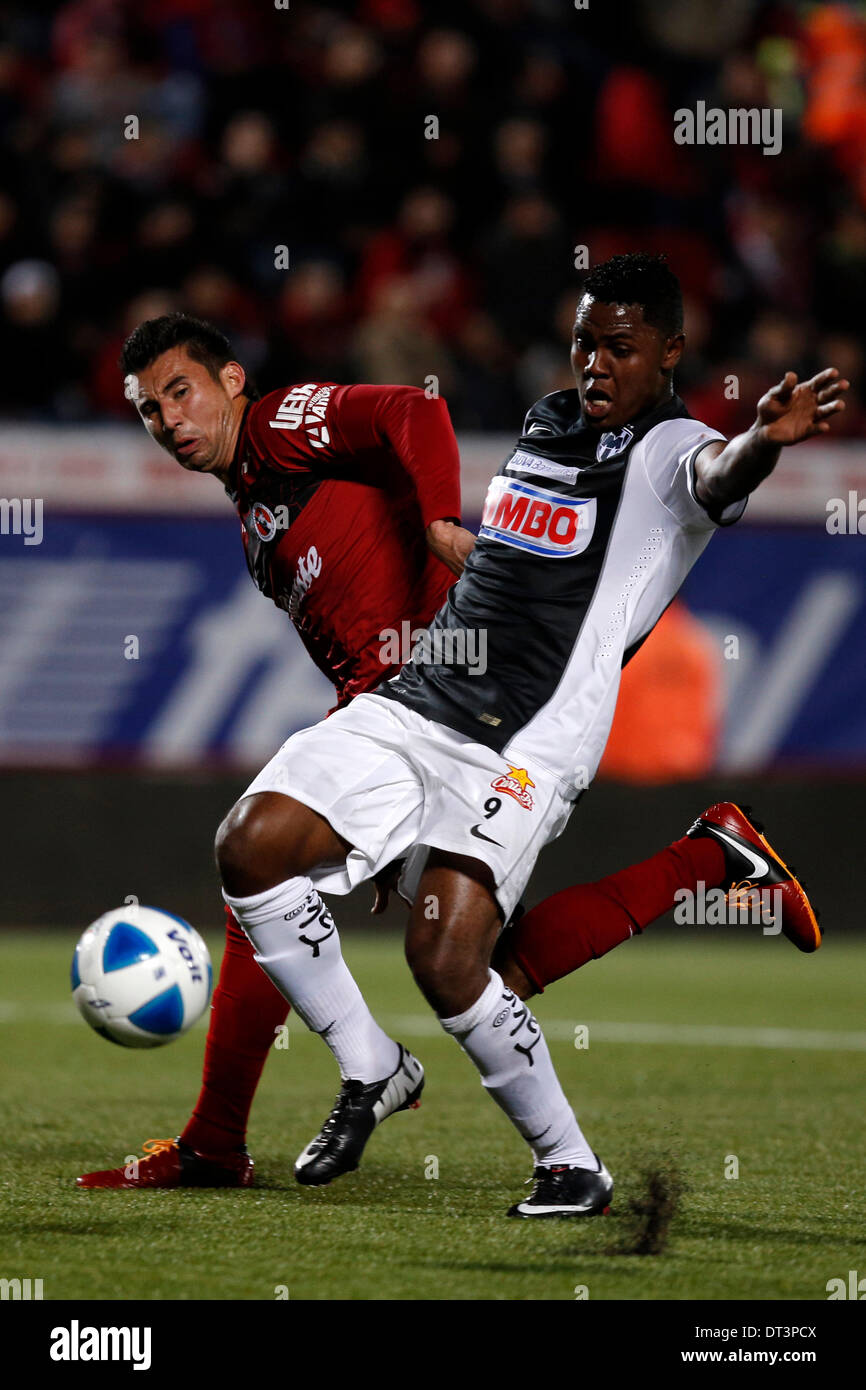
[
  {"xmin": 370, "ymin": 877, "xmax": 390, "ymax": 915},
  {"xmin": 756, "ymin": 368, "xmax": 849, "ymax": 445},
  {"xmin": 426, "ymin": 518, "xmax": 476, "ymax": 577},
  {"xmin": 370, "ymin": 861, "xmax": 402, "ymax": 916}
]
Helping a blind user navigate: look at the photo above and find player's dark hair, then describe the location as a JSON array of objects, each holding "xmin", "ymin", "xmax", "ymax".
[
  {"xmin": 119, "ymin": 312, "xmax": 258, "ymax": 397},
  {"xmin": 581, "ymin": 253, "xmax": 683, "ymax": 338}
]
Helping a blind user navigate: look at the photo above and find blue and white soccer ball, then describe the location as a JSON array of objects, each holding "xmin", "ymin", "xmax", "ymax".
[{"xmin": 71, "ymin": 905, "xmax": 212, "ymax": 1048}]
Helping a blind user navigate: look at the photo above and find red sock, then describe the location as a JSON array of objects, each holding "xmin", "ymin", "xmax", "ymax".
[
  {"xmin": 181, "ymin": 906, "xmax": 290, "ymax": 1156},
  {"xmin": 507, "ymin": 836, "xmax": 726, "ymax": 993}
]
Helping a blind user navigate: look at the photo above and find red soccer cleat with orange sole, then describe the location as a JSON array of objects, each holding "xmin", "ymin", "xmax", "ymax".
[
  {"xmin": 76, "ymin": 1138, "xmax": 255, "ymax": 1189},
  {"xmin": 687, "ymin": 802, "xmax": 821, "ymax": 953}
]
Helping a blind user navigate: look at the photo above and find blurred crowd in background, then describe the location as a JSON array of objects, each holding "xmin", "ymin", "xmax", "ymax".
[{"xmin": 1, "ymin": 0, "xmax": 865, "ymax": 434}]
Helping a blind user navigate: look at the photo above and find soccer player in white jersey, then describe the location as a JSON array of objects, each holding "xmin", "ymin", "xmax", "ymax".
[{"xmin": 213, "ymin": 254, "xmax": 847, "ymax": 1217}]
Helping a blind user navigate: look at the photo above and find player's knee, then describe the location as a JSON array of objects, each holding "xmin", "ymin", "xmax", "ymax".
[
  {"xmin": 406, "ymin": 947, "xmax": 454, "ymax": 1010},
  {"xmin": 405, "ymin": 926, "xmax": 439, "ymax": 992},
  {"xmin": 405, "ymin": 929, "xmax": 478, "ymax": 1015},
  {"xmin": 214, "ymin": 800, "xmax": 254, "ymax": 887},
  {"xmin": 215, "ymin": 797, "xmax": 286, "ymax": 895}
]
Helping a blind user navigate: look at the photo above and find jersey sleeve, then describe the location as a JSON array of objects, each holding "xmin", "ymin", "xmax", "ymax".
[
  {"xmin": 326, "ymin": 383, "xmax": 462, "ymax": 527},
  {"xmin": 640, "ymin": 417, "xmax": 747, "ymax": 531},
  {"xmin": 252, "ymin": 382, "xmax": 461, "ymax": 528}
]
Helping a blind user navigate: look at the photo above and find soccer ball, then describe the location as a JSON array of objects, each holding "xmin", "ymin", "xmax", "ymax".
[{"xmin": 71, "ymin": 906, "xmax": 212, "ymax": 1048}]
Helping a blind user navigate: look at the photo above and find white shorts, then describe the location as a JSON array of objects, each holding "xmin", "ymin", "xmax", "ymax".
[{"xmin": 240, "ymin": 693, "xmax": 575, "ymax": 921}]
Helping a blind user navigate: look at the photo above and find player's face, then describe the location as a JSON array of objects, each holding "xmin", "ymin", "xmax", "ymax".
[
  {"xmin": 571, "ymin": 297, "xmax": 684, "ymax": 431},
  {"xmin": 126, "ymin": 348, "xmax": 245, "ymax": 477}
]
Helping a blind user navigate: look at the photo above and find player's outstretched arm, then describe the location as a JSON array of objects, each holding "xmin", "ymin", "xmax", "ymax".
[{"xmin": 694, "ymin": 367, "xmax": 849, "ymax": 510}]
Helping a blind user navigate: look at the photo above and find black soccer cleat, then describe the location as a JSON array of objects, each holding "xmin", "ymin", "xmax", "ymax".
[
  {"xmin": 686, "ymin": 801, "xmax": 821, "ymax": 952},
  {"xmin": 294, "ymin": 1044, "xmax": 424, "ymax": 1187},
  {"xmin": 507, "ymin": 1155, "xmax": 613, "ymax": 1219}
]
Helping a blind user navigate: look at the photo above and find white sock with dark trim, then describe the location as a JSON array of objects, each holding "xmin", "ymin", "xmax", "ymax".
[
  {"xmin": 224, "ymin": 877, "xmax": 399, "ymax": 1083},
  {"xmin": 438, "ymin": 969, "xmax": 596, "ymax": 1169}
]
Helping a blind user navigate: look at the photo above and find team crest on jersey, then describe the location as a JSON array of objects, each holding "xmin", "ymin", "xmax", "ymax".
[
  {"xmin": 595, "ymin": 426, "xmax": 633, "ymax": 462},
  {"xmin": 250, "ymin": 502, "xmax": 278, "ymax": 541},
  {"xmin": 491, "ymin": 765, "xmax": 535, "ymax": 810},
  {"xmin": 480, "ymin": 477, "xmax": 596, "ymax": 557}
]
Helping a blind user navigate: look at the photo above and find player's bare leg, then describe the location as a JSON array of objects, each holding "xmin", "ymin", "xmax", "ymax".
[
  {"xmin": 78, "ymin": 794, "xmax": 420, "ymax": 1190},
  {"xmin": 216, "ymin": 791, "xmax": 351, "ymax": 896},
  {"xmin": 190, "ymin": 793, "xmax": 360, "ymax": 1177},
  {"xmin": 217, "ymin": 792, "xmax": 424, "ymax": 1187},
  {"xmin": 405, "ymin": 850, "xmax": 612, "ymax": 1218}
]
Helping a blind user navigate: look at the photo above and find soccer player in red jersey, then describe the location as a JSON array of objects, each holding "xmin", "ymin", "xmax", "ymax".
[
  {"xmin": 78, "ymin": 313, "xmax": 467, "ymax": 1189},
  {"xmin": 77, "ymin": 294, "xmax": 826, "ymax": 1193}
]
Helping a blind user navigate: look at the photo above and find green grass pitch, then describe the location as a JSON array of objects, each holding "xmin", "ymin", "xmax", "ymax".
[{"xmin": 1, "ymin": 928, "xmax": 863, "ymax": 1301}]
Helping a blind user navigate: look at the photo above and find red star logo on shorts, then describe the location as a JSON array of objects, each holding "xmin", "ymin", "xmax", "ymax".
[{"xmin": 490, "ymin": 765, "xmax": 535, "ymax": 810}]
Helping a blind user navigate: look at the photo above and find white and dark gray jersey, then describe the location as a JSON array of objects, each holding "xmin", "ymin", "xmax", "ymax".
[{"xmin": 378, "ymin": 390, "xmax": 745, "ymax": 798}]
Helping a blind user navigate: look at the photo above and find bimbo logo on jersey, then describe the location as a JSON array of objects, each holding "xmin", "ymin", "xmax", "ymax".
[{"xmin": 480, "ymin": 477, "xmax": 596, "ymax": 557}]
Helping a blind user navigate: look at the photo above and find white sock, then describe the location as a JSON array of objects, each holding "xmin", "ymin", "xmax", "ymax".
[
  {"xmin": 224, "ymin": 877, "xmax": 399, "ymax": 1084},
  {"xmin": 439, "ymin": 970, "xmax": 597, "ymax": 1170}
]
